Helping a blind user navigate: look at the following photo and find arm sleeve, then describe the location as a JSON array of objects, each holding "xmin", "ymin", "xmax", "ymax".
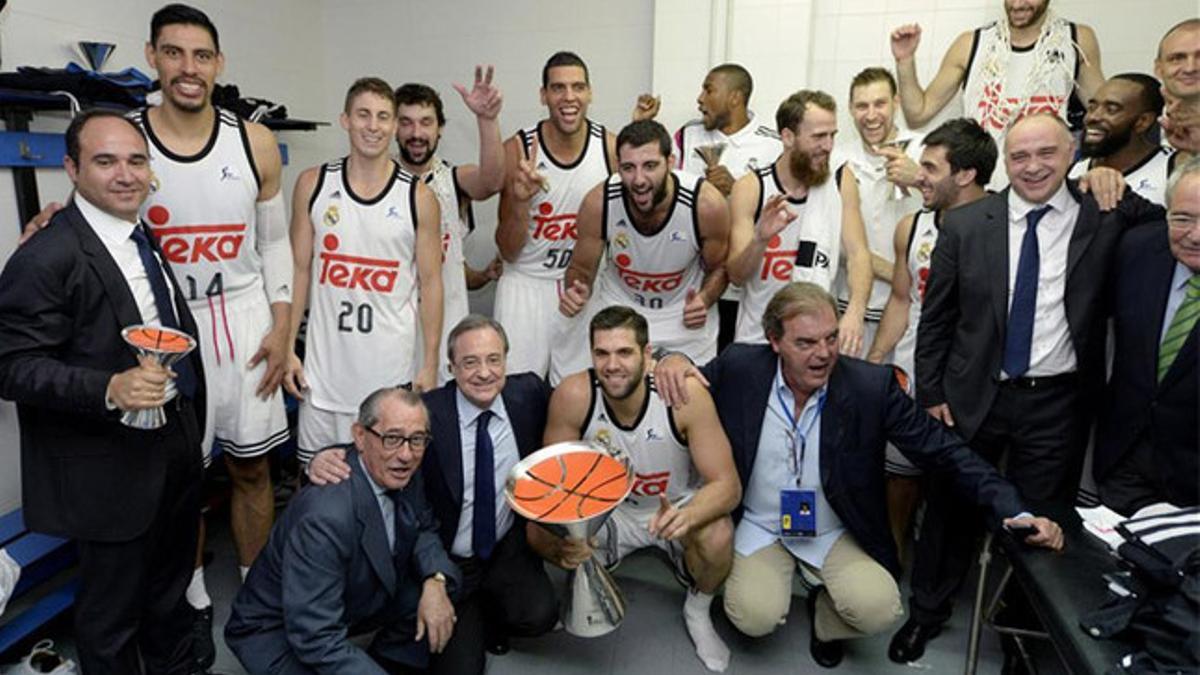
[
  {"xmin": 256, "ymin": 191, "xmax": 294, "ymax": 303},
  {"xmin": 914, "ymin": 220, "xmax": 960, "ymax": 407},
  {"xmin": 407, "ymin": 475, "xmax": 462, "ymax": 597}
]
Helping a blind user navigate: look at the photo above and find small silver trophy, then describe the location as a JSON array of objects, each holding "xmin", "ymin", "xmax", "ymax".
[
  {"xmin": 505, "ymin": 441, "xmax": 634, "ymax": 637},
  {"xmin": 120, "ymin": 325, "xmax": 196, "ymax": 430},
  {"xmin": 76, "ymin": 41, "xmax": 116, "ymax": 72},
  {"xmin": 694, "ymin": 143, "xmax": 726, "ymax": 170}
]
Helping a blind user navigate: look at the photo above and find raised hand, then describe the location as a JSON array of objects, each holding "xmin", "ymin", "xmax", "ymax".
[
  {"xmin": 890, "ymin": 23, "xmax": 922, "ymax": 61},
  {"xmin": 682, "ymin": 288, "xmax": 708, "ymax": 329},
  {"xmin": 632, "ymin": 93, "xmax": 661, "ymax": 122},
  {"xmin": 453, "ymin": 64, "xmax": 502, "ymax": 120},
  {"xmin": 512, "ymin": 137, "xmax": 548, "ymax": 202},
  {"xmin": 755, "ymin": 194, "xmax": 798, "ymax": 244}
]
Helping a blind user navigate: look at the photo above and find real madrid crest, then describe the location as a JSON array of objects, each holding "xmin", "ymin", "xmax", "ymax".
[{"xmin": 323, "ymin": 204, "xmax": 340, "ymax": 228}]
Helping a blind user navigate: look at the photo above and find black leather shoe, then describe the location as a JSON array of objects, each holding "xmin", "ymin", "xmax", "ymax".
[
  {"xmin": 191, "ymin": 605, "xmax": 216, "ymax": 671},
  {"xmin": 486, "ymin": 632, "xmax": 510, "ymax": 656},
  {"xmin": 888, "ymin": 617, "xmax": 943, "ymax": 663},
  {"xmin": 807, "ymin": 591, "xmax": 844, "ymax": 668}
]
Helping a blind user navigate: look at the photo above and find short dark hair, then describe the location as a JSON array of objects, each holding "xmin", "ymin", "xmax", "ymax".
[
  {"xmin": 922, "ymin": 118, "xmax": 997, "ymax": 187},
  {"xmin": 395, "ymin": 83, "xmax": 446, "ymax": 127},
  {"xmin": 542, "ymin": 51, "xmax": 589, "ymax": 88},
  {"xmin": 344, "ymin": 77, "xmax": 396, "ymax": 114},
  {"xmin": 849, "ymin": 67, "xmax": 897, "ymax": 99},
  {"xmin": 65, "ymin": 109, "xmax": 147, "ymax": 165},
  {"xmin": 710, "ymin": 63, "xmax": 753, "ymax": 105},
  {"xmin": 590, "ymin": 305, "xmax": 649, "ymax": 349},
  {"xmin": 617, "ymin": 120, "xmax": 672, "ymax": 159},
  {"xmin": 775, "ymin": 90, "xmax": 837, "ymax": 135},
  {"xmin": 447, "ymin": 314, "xmax": 509, "ymax": 363},
  {"xmin": 150, "ymin": 3, "xmax": 219, "ymax": 51},
  {"xmin": 1111, "ymin": 72, "xmax": 1166, "ymax": 117}
]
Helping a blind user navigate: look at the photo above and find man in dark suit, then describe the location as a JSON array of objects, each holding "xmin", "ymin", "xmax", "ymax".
[
  {"xmin": 894, "ymin": 113, "xmax": 1165, "ymax": 663},
  {"xmin": 655, "ymin": 282, "xmax": 1063, "ymax": 669},
  {"xmin": 225, "ymin": 387, "xmax": 461, "ymax": 674},
  {"xmin": 308, "ymin": 315, "xmax": 557, "ymax": 674},
  {"xmin": 1095, "ymin": 158, "xmax": 1200, "ymax": 515},
  {"xmin": 0, "ymin": 109, "xmax": 207, "ymax": 675}
]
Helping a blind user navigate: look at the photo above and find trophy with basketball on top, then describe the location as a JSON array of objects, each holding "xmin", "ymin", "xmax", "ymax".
[
  {"xmin": 120, "ymin": 325, "xmax": 196, "ymax": 429},
  {"xmin": 505, "ymin": 440, "xmax": 634, "ymax": 637}
]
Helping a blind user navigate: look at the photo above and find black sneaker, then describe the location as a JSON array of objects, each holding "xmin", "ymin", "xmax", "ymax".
[
  {"xmin": 807, "ymin": 590, "xmax": 844, "ymax": 668},
  {"xmin": 191, "ymin": 605, "xmax": 216, "ymax": 671}
]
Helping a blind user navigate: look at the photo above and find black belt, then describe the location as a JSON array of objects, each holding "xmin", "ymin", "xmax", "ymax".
[{"xmin": 996, "ymin": 372, "xmax": 1078, "ymax": 390}]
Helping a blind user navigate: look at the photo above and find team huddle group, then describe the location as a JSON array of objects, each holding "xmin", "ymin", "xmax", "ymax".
[{"xmin": 0, "ymin": 1, "xmax": 1196, "ymax": 674}]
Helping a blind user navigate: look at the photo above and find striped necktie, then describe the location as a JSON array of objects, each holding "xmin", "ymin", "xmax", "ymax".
[{"xmin": 1157, "ymin": 274, "xmax": 1200, "ymax": 382}]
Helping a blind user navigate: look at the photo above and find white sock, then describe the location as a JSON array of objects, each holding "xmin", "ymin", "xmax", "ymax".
[
  {"xmin": 239, "ymin": 565, "xmax": 250, "ymax": 581},
  {"xmin": 185, "ymin": 567, "xmax": 211, "ymax": 610},
  {"xmin": 683, "ymin": 589, "xmax": 730, "ymax": 672}
]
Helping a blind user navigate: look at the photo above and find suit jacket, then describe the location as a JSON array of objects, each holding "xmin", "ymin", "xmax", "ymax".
[
  {"xmin": 0, "ymin": 202, "xmax": 206, "ymax": 542},
  {"xmin": 915, "ymin": 182, "xmax": 1164, "ymax": 440},
  {"xmin": 702, "ymin": 344, "xmax": 1025, "ymax": 578},
  {"xmin": 1095, "ymin": 224, "xmax": 1198, "ymax": 507},
  {"xmin": 420, "ymin": 372, "xmax": 551, "ymax": 549},
  {"xmin": 225, "ymin": 447, "xmax": 461, "ymax": 674}
]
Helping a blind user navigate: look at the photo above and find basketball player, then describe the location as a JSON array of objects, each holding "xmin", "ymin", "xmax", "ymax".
[
  {"xmin": 394, "ymin": 67, "xmax": 506, "ymax": 384},
  {"xmin": 890, "ymin": 0, "xmax": 1104, "ymax": 187},
  {"xmin": 865, "ymin": 119, "xmax": 995, "ymax": 571},
  {"xmin": 284, "ymin": 78, "xmax": 442, "ymax": 465},
  {"xmin": 726, "ymin": 90, "xmax": 872, "ymax": 356},
  {"xmin": 494, "ymin": 51, "xmax": 616, "ymax": 378},
  {"xmin": 531, "ymin": 306, "xmax": 741, "ymax": 672},
  {"xmin": 556, "ymin": 120, "xmax": 729, "ymax": 375},
  {"xmin": 135, "ymin": 4, "xmax": 291, "ymax": 667},
  {"xmin": 835, "ymin": 67, "xmax": 925, "ymax": 357},
  {"xmin": 1069, "ymin": 74, "xmax": 1173, "ymax": 205}
]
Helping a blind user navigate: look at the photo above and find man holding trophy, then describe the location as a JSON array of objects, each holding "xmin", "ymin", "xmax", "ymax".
[{"xmin": 0, "ymin": 109, "xmax": 206, "ymax": 675}]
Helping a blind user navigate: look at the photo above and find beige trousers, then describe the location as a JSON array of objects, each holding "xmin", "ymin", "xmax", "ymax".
[{"xmin": 723, "ymin": 532, "xmax": 903, "ymax": 641}]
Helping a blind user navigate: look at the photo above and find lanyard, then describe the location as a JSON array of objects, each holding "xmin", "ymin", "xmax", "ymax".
[{"xmin": 776, "ymin": 386, "xmax": 826, "ymax": 485}]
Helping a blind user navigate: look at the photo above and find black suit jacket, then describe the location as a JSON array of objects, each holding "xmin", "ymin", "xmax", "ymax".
[
  {"xmin": 225, "ymin": 447, "xmax": 461, "ymax": 673},
  {"xmin": 702, "ymin": 344, "xmax": 1025, "ymax": 578},
  {"xmin": 420, "ymin": 372, "xmax": 551, "ymax": 549},
  {"xmin": 1095, "ymin": 224, "xmax": 1198, "ymax": 506},
  {"xmin": 0, "ymin": 202, "xmax": 206, "ymax": 542},
  {"xmin": 916, "ymin": 182, "xmax": 1164, "ymax": 440}
]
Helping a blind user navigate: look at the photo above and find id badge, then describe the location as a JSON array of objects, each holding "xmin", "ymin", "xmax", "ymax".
[{"xmin": 780, "ymin": 488, "xmax": 817, "ymax": 537}]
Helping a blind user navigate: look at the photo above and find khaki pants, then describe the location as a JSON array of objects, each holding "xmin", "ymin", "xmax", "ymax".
[{"xmin": 723, "ymin": 532, "xmax": 903, "ymax": 641}]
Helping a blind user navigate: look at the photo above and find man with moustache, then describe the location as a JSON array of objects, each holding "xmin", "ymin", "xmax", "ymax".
[
  {"xmin": 556, "ymin": 119, "xmax": 731, "ymax": 370},
  {"xmin": 284, "ymin": 78, "xmax": 443, "ymax": 465},
  {"xmin": 726, "ymin": 89, "xmax": 873, "ymax": 357},
  {"xmin": 494, "ymin": 51, "xmax": 616, "ymax": 380},
  {"xmin": 890, "ymin": 0, "xmax": 1104, "ymax": 188},
  {"xmin": 225, "ymin": 388, "xmax": 461, "ymax": 674},
  {"xmin": 899, "ymin": 114, "xmax": 1163, "ymax": 666},
  {"xmin": 1069, "ymin": 74, "xmax": 1173, "ymax": 205},
  {"xmin": 393, "ymin": 70, "xmax": 506, "ymax": 385},
  {"xmin": 532, "ymin": 306, "xmax": 741, "ymax": 672}
]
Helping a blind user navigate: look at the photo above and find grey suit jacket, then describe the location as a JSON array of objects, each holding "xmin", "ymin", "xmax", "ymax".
[{"xmin": 225, "ymin": 447, "xmax": 460, "ymax": 674}]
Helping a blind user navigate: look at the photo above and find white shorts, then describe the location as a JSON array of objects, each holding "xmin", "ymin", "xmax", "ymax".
[
  {"xmin": 297, "ymin": 398, "xmax": 356, "ymax": 466},
  {"xmin": 883, "ymin": 345, "xmax": 922, "ymax": 478},
  {"xmin": 493, "ymin": 269, "xmax": 568, "ymax": 378},
  {"xmin": 594, "ymin": 506, "xmax": 689, "ymax": 581},
  {"xmin": 194, "ymin": 290, "xmax": 289, "ymax": 465}
]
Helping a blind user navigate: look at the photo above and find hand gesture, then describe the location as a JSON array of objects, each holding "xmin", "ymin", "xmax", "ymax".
[
  {"xmin": 559, "ymin": 279, "xmax": 591, "ymax": 317},
  {"xmin": 648, "ymin": 494, "xmax": 695, "ymax": 540},
  {"xmin": 416, "ymin": 578, "xmax": 456, "ymax": 653},
  {"xmin": 876, "ymin": 145, "xmax": 920, "ymax": 188},
  {"xmin": 755, "ymin": 194, "xmax": 798, "ymax": 244},
  {"xmin": 682, "ymin": 288, "xmax": 709, "ymax": 329},
  {"xmin": 17, "ymin": 202, "xmax": 63, "ymax": 247},
  {"xmin": 1078, "ymin": 166, "xmax": 1126, "ymax": 211},
  {"xmin": 453, "ymin": 65, "xmax": 502, "ymax": 121},
  {"xmin": 653, "ymin": 353, "xmax": 709, "ymax": 408},
  {"xmin": 249, "ymin": 327, "xmax": 289, "ymax": 399},
  {"xmin": 512, "ymin": 137, "xmax": 548, "ymax": 202},
  {"xmin": 890, "ymin": 24, "xmax": 922, "ymax": 61},
  {"xmin": 306, "ymin": 446, "xmax": 350, "ymax": 486},
  {"xmin": 632, "ymin": 93, "xmax": 661, "ymax": 122},
  {"xmin": 282, "ymin": 351, "xmax": 309, "ymax": 399}
]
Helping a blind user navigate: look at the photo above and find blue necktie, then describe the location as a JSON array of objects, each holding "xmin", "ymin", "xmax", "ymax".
[
  {"xmin": 472, "ymin": 410, "xmax": 496, "ymax": 560},
  {"xmin": 1002, "ymin": 205, "xmax": 1052, "ymax": 378},
  {"xmin": 130, "ymin": 225, "xmax": 197, "ymax": 398}
]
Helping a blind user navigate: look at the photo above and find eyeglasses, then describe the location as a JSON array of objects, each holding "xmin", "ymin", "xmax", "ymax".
[
  {"xmin": 1167, "ymin": 213, "xmax": 1199, "ymax": 230},
  {"xmin": 364, "ymin": 426, "xmax": 432, "ymax": 450}
]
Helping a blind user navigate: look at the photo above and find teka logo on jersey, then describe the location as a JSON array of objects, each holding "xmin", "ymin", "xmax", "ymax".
[
  {"xmin": 146, "ymin": 205, "xmax": 246, "ymax": 264},
  {"xmin": 632, "ymin": 470, "xmax": 669, "ymax": 496},
  {"xmin": 612, "ymin": 252, "xmax": 685, "ymax": 294},
  {"xmin": 317, "ymin": 233, "xmax": 399, "ymax": 293},
  {"xmin": 531, "ymin": 202, "xmax": 578, "ymax": 241},
  {"xmin": 760, "ymin": 234, "xmax": 796, "ymax": 281}
]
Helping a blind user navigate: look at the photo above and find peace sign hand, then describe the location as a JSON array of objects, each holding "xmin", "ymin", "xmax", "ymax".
[{"xmin": 512, "ymin": 137, "xmax": 548, "ymax": 201}]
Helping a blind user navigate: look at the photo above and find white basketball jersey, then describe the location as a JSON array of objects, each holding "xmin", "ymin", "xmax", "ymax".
[
  {"xmin": 735, "ymin": 165, "xmax": 810, "ymax": 344},
  {"xmin": 510, "ymin": 120, "xmax": 611, "ymax": 280},
  {"xmin": 894, "ymin": 210, "xmax": 940, "ymax": 377},
  {"xmin": 580, "ymin": 370, "xmax": 696, "ymax": 514},
  {"xmin": 133, "ymin": 107, "xmax": 262, "ymax": 306},
  {"xmin": 597, "ymin": 171, "xmax": 706, "ymax": 311},
  {"xmin": 305, "ymin": 159, "xmax": 420, "ymax": 412},
  {"xmin": 676, "ymin": 111, "xmax": 782, "ymax": 178},
  {"xmin": 1068, "ymin": 147, "xmax": 1175, "ymax": 206}
]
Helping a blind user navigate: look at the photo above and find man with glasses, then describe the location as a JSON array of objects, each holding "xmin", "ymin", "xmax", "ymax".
[
  {"xmin": 226, "ymin": 387, "xmax": 460, "ymax": 674},
  {"xmin": 307, "ymin": 315, "xmax": 558, "ymax": 674},
  {"xmin": 1093, "ymin": 156, "xmax": 1200, "ymax": 515}
]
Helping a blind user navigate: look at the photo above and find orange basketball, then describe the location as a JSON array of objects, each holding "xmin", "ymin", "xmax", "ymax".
[
  {"xmin": 510, "ymin": 450, "xmax": 631, "ymax": 523},
  {"xmin": 124, "ymin": 326, "xmax": 193, "ymax": 353}
]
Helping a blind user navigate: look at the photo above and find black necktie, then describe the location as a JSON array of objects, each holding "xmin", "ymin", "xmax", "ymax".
[
  {"xmin": 1002, "ymin": 205, "xmax": 1052, "ymax": 378},
  {"xmin": 472, "ymin": 410, "xmax": 496, "ymax": 560},
  {"xmin": 130, "ymin": 224, "xmax": 196, "ymax": 398}
]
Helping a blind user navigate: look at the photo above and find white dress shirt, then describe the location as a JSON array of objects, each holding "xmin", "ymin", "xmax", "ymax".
[
  {"xmin": 1005, "ymin": 182, "xmax": 1079, "ymax": 377},
  {"xmin": 76, "ymin": 194, "xmax": 177, "ymax": 325},
  {"xmin": 450, "ymin": 389, "xmax": 520, "ymax": 557}
]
